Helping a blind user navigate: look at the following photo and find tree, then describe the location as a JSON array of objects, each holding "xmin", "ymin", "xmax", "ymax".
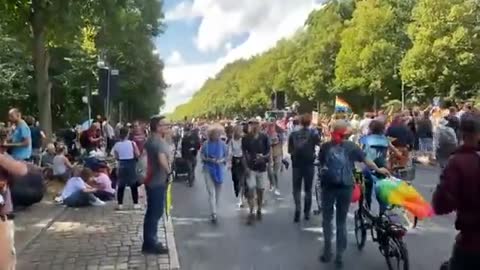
[
  {"xmin": 400, "ymin": 0, "xmax": 480, "ymax": 100},
  {"xmin": 335, "ymin": 0, "xmax": 410, "ymax": 104},
  {"xmin": 0, "ymin": 0, "xmax": 166, "ymax": 134}
]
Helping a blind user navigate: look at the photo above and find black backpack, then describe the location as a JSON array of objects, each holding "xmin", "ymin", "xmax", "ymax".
[{"xmin": 292, "ymin": 129, "xmax": 315, "ymax": 162}]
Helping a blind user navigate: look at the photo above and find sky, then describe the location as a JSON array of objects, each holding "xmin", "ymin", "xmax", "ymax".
[{"xmin": 155, "ymin": 0, "xmax": 324, "ymax": 113}]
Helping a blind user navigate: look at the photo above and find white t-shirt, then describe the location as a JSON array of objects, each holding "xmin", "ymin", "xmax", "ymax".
[
  {"xmin": 53, "ymin": 155, "xmax": 67, "ymax": 175},
  {"xmin": 61, "ymin": 177, "xmax": 86, "ymax": 199},
  {"xmin": 359, "ymin": 118, "xmax": 372, "ymax": 136},
  {"xmin": 112, "ymin": 140, "xmax": 135, "ymax": 160}
]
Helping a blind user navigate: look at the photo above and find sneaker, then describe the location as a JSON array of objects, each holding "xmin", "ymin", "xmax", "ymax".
[
  {"xmin": 133, "ymin": 204, "xmax": 142, "ymax": 210},
  {"xmin": 274, "ymin": 189, "xmax": 281, "ymax": 196},
  {"xmin": 211, "ymin": 214, "xmax": 217, "ymax": 224},
  {"xmin": 304, "ymin": 212, "xmax": 310, "ymax": 221},
  {"xmin": 269, "ymin": 186, "xmax": 275, "ymax": 192},
  {"xmin": 116, "ymin": 204, "xmax": 124, "ymax": 210},
  {"xmin": 334, "ymin": 256, "xmax": 343, "ymax": 268},
  {"xmin": 293, "ymin": 211, "xmax": 300, "ymax": 223},
  {"xmin": 92, "ymin": 199, "xmax": 105, "ymax": 206},
  {"xmin": 319, "ymin": 253, "xmax": 332, "ymax": 263},
  {"xmin": 256, "ymin": 210, "xmax": 262, "ymax": 221},
  {"xmin": 236, "ymin": 198, "xmax": 243, "ymax": 208}
]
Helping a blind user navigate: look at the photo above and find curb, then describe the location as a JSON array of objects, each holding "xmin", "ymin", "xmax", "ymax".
[
  {"xmin": 164, "ymin": 217, "xmax": 180, "ymax": 270},
  {"xmin": 17, "ymin": 205, "xmax": 66, "ymax": 255}
]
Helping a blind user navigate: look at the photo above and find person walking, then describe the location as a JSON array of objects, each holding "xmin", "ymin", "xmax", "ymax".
[
  {"xmin": 242, "ymin": 119, "xmax": 270, "ymax": 225},
  {"xmin": 288, "ymin": 114, "xmax": 320, "ymax": 222},
  {"xmin": 112, "ymin": 127, "xmax": 141, "ymax": 210},
  {"xmin": 201, "ymin": 125, "xmax": 228, "ymax": 224},
  {"xmin": 266, "ymin": 120, "xmax": 284, "ymax": 195},
  {"xmin": 433, "ymin": 112, "xmax": 480, "ymax": 270},
  {"xmin": 229, "ymin": 125, "xmax": 247, "ymax": 207},
  {"xmin": 434, "ymin": 117, "xmax": 458, "ymax": 170},
  {"xmin": 181, "ymin": 125, "xmax": 201, "ymax": 187},
  {"xmin": 142, "ymin": 115, "xmax": 170, "ymax": 255},
  {"xmin": 416, "ymin": 111, "xmax": 434, "ymax": 162},
  {"xmin": 318, "ymin": 120, "xmax": 390, "ymax": 268}
]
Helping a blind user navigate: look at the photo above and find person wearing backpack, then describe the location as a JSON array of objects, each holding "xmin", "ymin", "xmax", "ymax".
[
  {"xmin": 318, "ymin": 120, "xmax": 390, "ymax": 268},
  {"xmin": 434, "ymin": 117, "xmax": 458, "ymax": 169},
  {"xmin": 360, "ymin": 120, "xmax": 400, "ymax": 210},
  {"xmin": 288, "ymin": 114, "xmax": 320, "ymax": 222}
]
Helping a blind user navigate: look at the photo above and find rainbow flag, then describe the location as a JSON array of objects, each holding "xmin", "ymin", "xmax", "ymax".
[
  {"xmin": 335, "ymin": 96, "xmax": 351, "ymax": 112},
  {"xmin": 375, "ymin": 177, "xmax": 434, "ymax": 219}
]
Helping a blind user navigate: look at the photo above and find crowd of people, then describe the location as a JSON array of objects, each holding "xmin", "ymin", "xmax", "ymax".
[
  {"xmin": 1, "ymin": 99, "xmax": 479, "ymax": 269},
  {"xmin": 169, "ymin": 100, "xmax": 479, "ymax": 269}
]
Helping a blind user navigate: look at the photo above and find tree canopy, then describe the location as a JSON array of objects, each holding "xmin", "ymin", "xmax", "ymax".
[
  {"xmin": 170, "ymin": 0, "xmax": 480, "ymax": 121},
  {"xmin": 0, "ymin": 0, "xmax": 166, "ymax": 134}
]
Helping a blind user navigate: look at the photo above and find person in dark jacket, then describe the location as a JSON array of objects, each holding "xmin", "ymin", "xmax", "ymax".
[
  {"xmin": 433, "ymin": 112, "xmax": 480, "ymax": 270},
  {"xmin": 181, "ymin": 126, "xmax": 201, "ymax": 186}
]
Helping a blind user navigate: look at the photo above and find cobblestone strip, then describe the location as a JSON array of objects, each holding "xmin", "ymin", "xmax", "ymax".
[{"xmin": 17, "ymin": 203, "xmax": 172, "ymax": 270}]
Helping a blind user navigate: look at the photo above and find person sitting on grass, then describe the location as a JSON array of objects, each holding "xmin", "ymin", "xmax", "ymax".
[
  {"xmin": 40, "ymin": 143, "xmax": 56, "ymax": 168},
  {"xmin": 52, "ymin": 145, "xmax": 74, "ymax": 182},
  {"xmin": 61, "ymin": 168, "xmax": 105, "ymax": 207},
  {"xmin": 91, "ymin": 168, "xmax": 115, "ymax": 202}
]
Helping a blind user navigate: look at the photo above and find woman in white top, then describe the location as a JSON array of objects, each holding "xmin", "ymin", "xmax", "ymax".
[
  {"xmin": 112, "ymin": 127, "xmax": 140, "ymax": 210},
  {"xmin": 52, "ymin": 145, "xmax": 73, "ymax": 181},
  {"xmin": 229, "ymin": 125, "xmax": 247, "ymax": 207}
]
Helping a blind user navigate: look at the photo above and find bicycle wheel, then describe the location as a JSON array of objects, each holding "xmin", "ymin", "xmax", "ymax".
[
  {"xmin": 314, "ymin": 181, "xmax": 322, "ymax": 215},
  {"xmin": 354, "ymin": 210, "xmax": 367, "ymax": 250},
  {"xmin": 385, "ymin": 238, "xmax": 409, "ymax": 270}
]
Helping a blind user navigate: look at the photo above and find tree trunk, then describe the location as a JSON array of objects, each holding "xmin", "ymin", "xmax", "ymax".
[{"xmin": 31, "ymin": 0, "xmax": 53, "ymax": 137}]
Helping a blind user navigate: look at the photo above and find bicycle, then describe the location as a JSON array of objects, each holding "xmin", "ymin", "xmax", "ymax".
[
  {"xmin": 353, "ymin": 171, "xmax": 410, "ymax": 270},
  {"xmin": 313, "ymin": 162, "xmax": 322, "ymax": 215}
]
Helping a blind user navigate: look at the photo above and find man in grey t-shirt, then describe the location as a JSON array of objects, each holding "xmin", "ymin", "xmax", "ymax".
[{"xmin": 142, "ymin": 115, "xmax": 171, "ymax": 255}]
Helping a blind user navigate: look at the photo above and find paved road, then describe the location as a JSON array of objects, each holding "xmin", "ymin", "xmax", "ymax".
[
  {"xmin": 17, "ymin": 191, "xmax": 172, "ymax": 270},
  {"xmin": 171, "ymin": 164, "xmax": 456, "ymax": 270}
]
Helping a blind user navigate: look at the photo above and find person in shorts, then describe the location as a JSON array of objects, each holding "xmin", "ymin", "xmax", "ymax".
[{"xmin": 242, "ymin": 119, "xmax": 270, "ymax": 225}]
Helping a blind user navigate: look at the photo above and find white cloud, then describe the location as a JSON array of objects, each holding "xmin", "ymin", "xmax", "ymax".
[
  {"xmin": 224, "ymin": 42, "xmax": 232, "ymax": 52},
  {"xmin": 161, "ymin": 0, "xmax": 323, "ymax": 113},
  {"xmin": 166, "ymin": 50, "xmax": 185, "ymax": 66},
  {"xmin": 162, "ymin": 63, "xmax": 217, "ymax": 112},
  {"xmin": 164, "ymin": 1, "xmax": 197, "ymax": 21}
]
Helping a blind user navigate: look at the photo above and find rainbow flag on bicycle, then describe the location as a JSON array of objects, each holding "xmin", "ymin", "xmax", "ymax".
[{"xmin": 375, "ymin": 177, "xmax": 433, "ymax": 219}]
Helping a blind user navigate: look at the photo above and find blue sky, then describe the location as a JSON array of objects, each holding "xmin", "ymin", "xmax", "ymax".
[{"xmin": 157, "ymin": 0, "xmax": 323, "ymax": 113}]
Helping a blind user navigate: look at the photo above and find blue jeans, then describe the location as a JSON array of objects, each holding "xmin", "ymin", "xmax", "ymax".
[
  {"xmin": 143, "ymin": 185, "xmax": 166, "ymax": 247},
  {"xmin": 64, "ymin": 191, "xmax": 97, "ymax": 207},
  {"xmin": 321, "ymin": 186, "xmax": 353, "ymax": 257}
]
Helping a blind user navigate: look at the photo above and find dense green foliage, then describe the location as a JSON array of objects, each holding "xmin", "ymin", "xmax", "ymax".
[
  {"xmin": 0, "ymin": 0, "xmax": 166, "ymax": 134},
  {"xmin": 171, "ymin": 0, "xmax": 480, "ymax": 120}
]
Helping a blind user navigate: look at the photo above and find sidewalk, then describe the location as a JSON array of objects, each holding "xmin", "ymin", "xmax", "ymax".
[{"xmin": 16, "ymin": 189, "xmax": 179, "ymax": 270}]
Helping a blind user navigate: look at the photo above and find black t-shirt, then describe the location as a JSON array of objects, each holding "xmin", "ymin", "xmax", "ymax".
[
  {"xmin": 242, "ymin": 133, "xmax": 270, "ymax": 172},
  {"xmin": 30, "ymin": 126, "xmax": 43, "ymax": 150},
  {"xmin": 181, "ymin": 133, "xmax": 201, "ymax": 159}
]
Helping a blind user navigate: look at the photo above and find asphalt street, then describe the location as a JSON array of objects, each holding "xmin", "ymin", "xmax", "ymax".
[{"xmin": 171, "ymin": 163, "xmax": 456, "ymax": 270}]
